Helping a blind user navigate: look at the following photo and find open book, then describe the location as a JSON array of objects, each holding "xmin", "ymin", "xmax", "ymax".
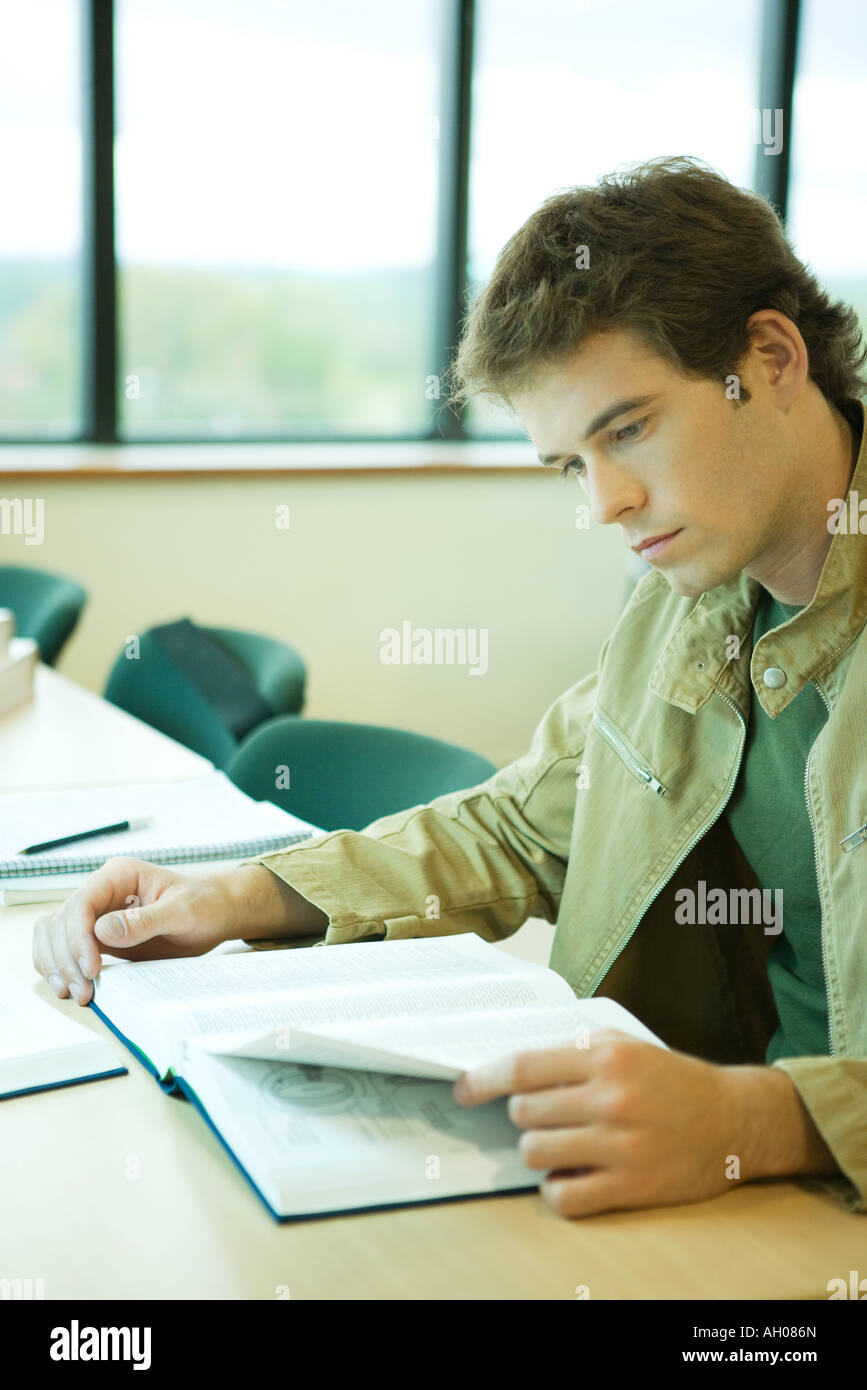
[
  {"xmin": 0, "ymin": 969, "xmax": 127, "ymax": 1100},
  {"xmin": 90, "ymin": 933, "xmax": 666, "ymax": 1221}
]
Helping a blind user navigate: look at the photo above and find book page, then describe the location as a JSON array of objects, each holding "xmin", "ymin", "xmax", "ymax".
[
  {"xmin": 0, "ymin": 972, "xmax": 106, "ymax": 1061},
  {"xmin": 180, "ymin": 1049, "xmax": 542, "ymax": 1217},
  {"xmin": 92, "ymin": 933, "xmax": 579, "ymax": 1075},
  {"xmin": 194, "ymin": 995, "xmax": 666, "ymax": 1080},
  {"xmin": 0, "ymin": 970, "xmax": 124, "ymax": 1096}
]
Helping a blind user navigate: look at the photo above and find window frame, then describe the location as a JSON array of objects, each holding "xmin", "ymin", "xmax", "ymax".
[{"xmin": 0, "ymin": 0, "xmax": 800, "ymax": 463}]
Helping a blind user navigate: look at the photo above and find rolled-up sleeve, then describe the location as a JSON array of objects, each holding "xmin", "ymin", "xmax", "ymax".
[
  {"xmin": 239, "ymin": 667, "xmax": 600, "ymax": 948},
  {"xmin": 771, "ymin": 1056, "xmax": 867, "ymax": 1213}
]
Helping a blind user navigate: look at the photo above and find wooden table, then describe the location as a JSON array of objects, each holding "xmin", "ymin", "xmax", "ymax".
[{"xmin": 0, "ymin": 664, "xmax": 211, "ymax": 791}]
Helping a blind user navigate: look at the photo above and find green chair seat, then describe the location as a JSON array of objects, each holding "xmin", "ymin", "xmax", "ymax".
[
  {"xmin": 0, "ymin": 565, "xmax": 87, "ymax": 666},
  {"xmin": 227, "ymin": 716, "xmax": 498, "ymax": 832}
]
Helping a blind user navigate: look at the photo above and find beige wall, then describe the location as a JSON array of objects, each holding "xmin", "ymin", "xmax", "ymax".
[{"xmin": 4, "ymin": 469, "xmax": 629, "ymax": 768}]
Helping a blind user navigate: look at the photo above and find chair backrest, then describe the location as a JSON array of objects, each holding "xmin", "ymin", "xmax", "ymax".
[
  {"xmin": 103, "ymin": 629, "xmax": 240, "ymax": 767},
  {"xmin": 227, "ymin": 717, "xmax": 498, "ymax": 831},
  {"xmin": 206, "ymin": 627, "xmax": 305, "ymax": 717},
  {"xmin": 0, "ymin": 565, "xmax": 87, "ymax": 666},
  {"xmin": 103, "ymin": 623, "xmax": 307, "ymax": 768}
]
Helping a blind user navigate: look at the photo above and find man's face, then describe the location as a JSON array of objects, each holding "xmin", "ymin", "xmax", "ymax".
[{"xmin": 511, "ymin": 328, "xmax": 790, "ymax": 598}]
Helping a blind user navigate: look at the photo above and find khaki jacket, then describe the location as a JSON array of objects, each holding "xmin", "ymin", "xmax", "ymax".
[{"xmin": 249, "ymin": 399, "xmax": 867, "ymax": 1213}]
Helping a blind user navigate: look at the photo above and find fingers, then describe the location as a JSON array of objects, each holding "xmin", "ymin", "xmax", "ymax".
[
  {"xmin": 32, "ymin": 857, "xmax": 170, "ymax": 1005},
  {"xmin": 32, "ymin": 914, "xmax": 69, "ymax": 999},
  {"xmin": 455, "ymin": 1033, "xmax": 638, "ymax": 1106},
  {"xmin": 508, "ymin": 1083, "xmax": 595, "ymax": 1130},
  {"xmin": 53, "ymin": 924, "xmax": 94, "ymax": 1005}
]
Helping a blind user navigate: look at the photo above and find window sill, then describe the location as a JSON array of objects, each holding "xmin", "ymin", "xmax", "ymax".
[{"xmin": 0, "ymin": 440, "xmax": 540, "ymax": 476}]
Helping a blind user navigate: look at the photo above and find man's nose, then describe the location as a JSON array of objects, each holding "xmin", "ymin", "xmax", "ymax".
[{"xmin": 587, "ymin": 464, "xmax": 645, "ymax": 527}]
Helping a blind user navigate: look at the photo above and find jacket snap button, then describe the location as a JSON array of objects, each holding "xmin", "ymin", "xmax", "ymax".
[{"xmin": 762, "ymin": 666, "xmax": 787, "ymax": 688}]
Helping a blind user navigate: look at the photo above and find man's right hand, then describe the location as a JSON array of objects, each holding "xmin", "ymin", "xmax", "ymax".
[{"xmin": 32, "ymin": 856, "xmax": 326, "ymax": 1006}]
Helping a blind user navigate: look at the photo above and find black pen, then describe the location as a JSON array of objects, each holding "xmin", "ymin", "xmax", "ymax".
[{"xmin": 18, "ymin": 816, "xmax": 152, "ymax": 856}]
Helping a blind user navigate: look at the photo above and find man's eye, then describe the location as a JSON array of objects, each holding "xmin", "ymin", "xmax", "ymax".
[
  {"xmin": 613, "ymin": 418, "xmax": 646, "ymax": 443},
  {"xmin": 557, "ymin": 418, "xmax": 646, "ymax": 479},
  {"xmin": 557, "ymin": 459, "xmax": 584, "ymax": 480}
]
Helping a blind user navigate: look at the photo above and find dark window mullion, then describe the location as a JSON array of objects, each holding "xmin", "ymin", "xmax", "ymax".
[
  {"xmin": 432, "ymin": 0, "xmax": 474, "ymax": 440},
  {"xmin": 81, "ymin": 0, "xmax": 117, "ymax": 442},
  {"xmin": 754, "ymin": 0, "xmax": 801, "ymax": 222}
]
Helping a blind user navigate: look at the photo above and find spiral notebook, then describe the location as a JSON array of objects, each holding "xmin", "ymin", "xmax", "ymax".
[{"xmin": 0, "ymin": 771, "xmax": 321, "ymax": 881}]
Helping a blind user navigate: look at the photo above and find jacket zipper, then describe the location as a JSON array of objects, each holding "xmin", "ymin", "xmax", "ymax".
[
  {"xmin": 585, "ymin": 687, "xmax": 746, "ymax": 997},
  {"xmin": 840, "ymin": 823, "xmax": 867, "ymax": 851},
  {"xmin": 592, "ymin": 710, "xmax": 667, "ymax": 795},
  {"xmin": 805, "ymin": 679, "xmax": 835, "ymax": 1057},
  {"xmin": 589, "ymin": 681, "xmax": 839, "ymax": 1061}
]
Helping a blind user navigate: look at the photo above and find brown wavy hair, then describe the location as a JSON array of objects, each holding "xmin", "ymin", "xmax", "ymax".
[{"xmin": 447, "ymin": 155, "xmax": 867, "ymax": 419}]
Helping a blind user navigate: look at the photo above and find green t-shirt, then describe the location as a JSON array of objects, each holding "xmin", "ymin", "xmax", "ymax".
[{"xmin": 725, "ymin": 588, "xmax": 830, "ymax": 1063}]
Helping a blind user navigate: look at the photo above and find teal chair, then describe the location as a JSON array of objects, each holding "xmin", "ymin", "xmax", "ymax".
[
  {"xmin": 227, "ymin": 717, "xmax": 498, "ymax": 831},
  {"xmin": 0, "ymin": 565, "xmax": 86, "ymax": 665},
  {"xmin": 104, "ymin": 625, "xmax": 306, "ymax": 769}
]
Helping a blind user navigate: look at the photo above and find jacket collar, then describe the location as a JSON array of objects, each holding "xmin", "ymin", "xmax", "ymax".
[{"xmin": 649, "ymin": 397, "xmax": 867, "ymax": 717}]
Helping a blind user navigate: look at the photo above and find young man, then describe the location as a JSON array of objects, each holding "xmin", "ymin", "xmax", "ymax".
[{"xmin": 33, "ymin": 156, "xmax": 867, "ymax": 1221}]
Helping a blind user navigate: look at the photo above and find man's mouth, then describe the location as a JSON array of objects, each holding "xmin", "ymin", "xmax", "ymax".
[{"xmin": 632, "ymin": 529, "xmax": 683, "ymax": 561}]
